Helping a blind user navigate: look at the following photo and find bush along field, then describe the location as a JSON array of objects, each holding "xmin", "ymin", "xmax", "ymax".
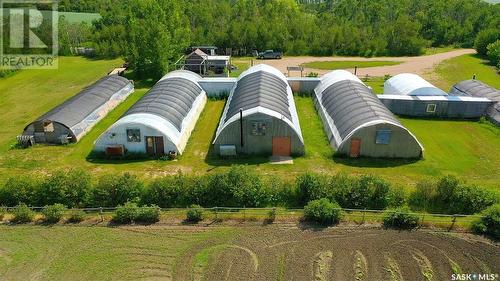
[{"xmin": 0, "ymin": 166, "xmax": 498, "ymax": 232}]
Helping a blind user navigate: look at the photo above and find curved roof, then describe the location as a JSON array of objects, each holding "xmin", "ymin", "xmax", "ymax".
[
  {"xmin": 315, "ymin": 70, "xmax": 362, "ymax": 95},
  {"xmin": 214, "ymin": 64, "xmax": 303, "ymax": 142},
  {"xmin": 321, "ymin": 80, "xmax": 401, "ymax": 141},
  {"xmin": 30, "ymin": 75, "xmax": 132, "ymax": 129},
  {"xmin": 124, "ymin": 70, "xmax": 204, "ymax": 131},
  {"xmin": 450, "ymin": 79, "xmax": 499, "ymax": 100},
  {"xmin": 384, "ymin": 73, "xmax": 447, "ymax": 96}
]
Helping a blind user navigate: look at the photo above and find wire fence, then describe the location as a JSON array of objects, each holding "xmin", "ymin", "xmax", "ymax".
[{"xmin": 1, "ymin": 206, "xmax": 484, "ymax": 230}]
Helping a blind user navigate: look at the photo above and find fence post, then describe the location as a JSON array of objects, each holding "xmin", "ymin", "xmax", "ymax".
[
  {"xmin": 361, "ymin": 209, "xmax": 366, "ymax": 224},
  {"xmin": 243, "ymin": 206, "xmax": 246, "ymax": 222},
  {"xmin": 214, "ymin": 207, "xmax": 218, "ymax": 221},
  {"xmin": 449, "ymin": 215, "xmax": 457, "ymax": 231},
  {"xmin": 99, "ymin": 207, "xmax": 103, "ymax": 222}
]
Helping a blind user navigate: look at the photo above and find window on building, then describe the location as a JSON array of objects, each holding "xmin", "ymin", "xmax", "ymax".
[
  {"xmin": 251, "ymin": 121, "xmax": 267, "ymax": 136},
  {"xmin": 426, "ymin": 104, "xmax": 437, "ymax": 113},
  {"xmin": 375, "ymin": 130, "xmax": 392, "ymax": 145},
  {"xmin": 126, "ymin": 129, "xmax": 141, "ymax": 142},
  {"xmin": 43, "ymin": 121, "xmax": 54, "ymax": 133}
]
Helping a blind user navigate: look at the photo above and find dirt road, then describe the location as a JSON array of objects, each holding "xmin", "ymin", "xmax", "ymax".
[{"xmin": 254, "ymin": 49, "xmax": 476, "ymax": 77}]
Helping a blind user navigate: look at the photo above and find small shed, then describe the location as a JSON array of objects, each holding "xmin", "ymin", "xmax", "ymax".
[
  {"xmin": 450, "ymin": 79, "xmax": 500, "ymax": 124},
  {"xmin": 22, "ymin": 75, "xmax": 134, "ymax": 144},
  {"xmin": 94, "ymin": 70, "xmax": 206, "ymax": 157},
  {"xmin": 213, "ymin": 64, "xmax": 304, "ymax": 156},
  {"xmin": 314, "ymin": 70, "xmax": 423, "ymax": 158},
  {"xmin": 384, "ymin": 73, "xmax": 448, "ymax": 96},
  {"xmin": 184, "ymin": 48, "xmax": 230, "ymax": 75}
]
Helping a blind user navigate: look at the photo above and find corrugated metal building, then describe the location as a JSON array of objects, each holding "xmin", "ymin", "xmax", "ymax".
[
  {"xmin": 23, "ymin": 75, "xmax": 134, "ymax": 144},
  {"xmin": 314, "ymin": 70, "xmax": 423, "ymax": 158},
  {"xmin": 380, "ymin": 74, "xmax": 493, "ymax": 119},
  {"xmin": 94, "ymin": 70, "xmax": 206, "ymax": 157},
  {"xmin": 213, "ymin": 64, "xmax": 304, "ymax": 156},
  {"xmin": 450, "ymin": 79, "xmax": 500, "ymax": 124}
]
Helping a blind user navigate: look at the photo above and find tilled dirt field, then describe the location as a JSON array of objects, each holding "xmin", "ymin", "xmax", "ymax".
[{"xmin": 175, "ymin": 226, "xmax": 499, "ymax": 281}]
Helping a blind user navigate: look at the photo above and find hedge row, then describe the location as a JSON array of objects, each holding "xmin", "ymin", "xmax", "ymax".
[{"xmin": 0, "ymin": 167, "xmax": 497, "ymax": 215}]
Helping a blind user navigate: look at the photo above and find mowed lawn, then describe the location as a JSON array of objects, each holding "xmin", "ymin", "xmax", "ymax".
[
  {"xmin": 301, "ymin": 60, "xmax": 401, "ymax": 70},
  {"xmin": 0, "ymin": 56, "xmax": 499, "ymax": 188},
  {"xmin": 0, "ymin": 225, "xmax": 236, "ymax": 281}
]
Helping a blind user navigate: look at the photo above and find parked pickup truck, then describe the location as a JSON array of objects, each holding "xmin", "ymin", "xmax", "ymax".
[{"xmin": 257, "ymin": 50, "xmax": 282, "ymax": 59}]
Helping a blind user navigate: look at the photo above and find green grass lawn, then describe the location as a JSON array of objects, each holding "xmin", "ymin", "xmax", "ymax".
[
  {"xmin": 0, "ymin": 56, "xmax": 499, "ymax": 189},
  {"xmin": 423, "ymin": 46, "xmax": 458, "ymax": 56},
  {"xmin": 432, "ymin": 54, "xmax": 500, "ymax": 90},
  {"xmin": 302, "ymin": 60, "xmax": 401, "ymax": 70},
  {"xmin": 0, "ymin": 225, "xmax": 236, "ymax": 281}
]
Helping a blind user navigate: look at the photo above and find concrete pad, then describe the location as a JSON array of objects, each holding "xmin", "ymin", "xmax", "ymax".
[{"xmin": 269, "ymin": 156, "xmax": 294, "ymax": 164}]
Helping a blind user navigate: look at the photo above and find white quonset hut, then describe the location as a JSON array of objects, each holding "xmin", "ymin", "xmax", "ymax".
[
  {"xmin": 213, "ymin": 64, "xmax": 304, "ymax": 156},
  {"xmin": 384, "ymin": 73, "xmax": 448, "ymax": 96},
  {"xmin": 380, "ymin": 74, "xmax": 493, "ymax": 119},
  {"xmin": 450, "ymin": 79, "xmax": 500, "ymax": 124},
  {"xmin": 94, "ymin": 70, "xmax": 206, "ymax": 157},
  {"xmin": 314, "ymin": 70, "xmax": 423, "ymax": 158},
  {"xmin": 22, "ymin": 75, "xmax": 134, "ymax": 145}
]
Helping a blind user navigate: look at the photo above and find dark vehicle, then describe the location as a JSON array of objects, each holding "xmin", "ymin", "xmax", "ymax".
[{"xmin": 257, "ymin": 50, "xmax": 282, "ymax": 59}]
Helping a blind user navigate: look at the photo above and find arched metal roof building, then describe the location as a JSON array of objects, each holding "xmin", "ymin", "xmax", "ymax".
[
  {"xmin": 314, "ymin": 70, "xmax": 423, "ymax": 158},
  {"xmin": 384, "ymin": 73, "xmax": 447, "ymax": 96},
  {"xmin": 94, "ymin": 70, "xmax": 206, "ymax": 156},
  {"xmin": 23, "ymin": 75, "xmax": 134, "ymax": 144},
  {"xmin": 450, "ymin": 79, "xmax": 499, "ymax": 124},
  {"xmin": 213, "ymin": 64, "xmax": 304, "ymax": 156}
]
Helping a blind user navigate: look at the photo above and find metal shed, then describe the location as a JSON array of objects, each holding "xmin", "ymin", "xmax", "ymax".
[
  {"xmin": 213, "ymin": 64, "xmax": 304, "ymax": 156},
  {"xmin": 94, "ymin": 70, "xmax": 207, "ymax": 157},
  {"xmin": 22, "ymin": 75, "xmax": 134, "ymax": 144},
  {"xmin": 384, "ymin": 73, "xmax": 447, "ymax": 96},
  {"xmin": 314, "ymin": 70, "xmax": 423, "ymax": 158},
  {"xmin": 450, "ymin": 79, "xmax": 500, "ymax": 124}
]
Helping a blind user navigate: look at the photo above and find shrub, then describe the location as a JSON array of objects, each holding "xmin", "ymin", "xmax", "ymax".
[
  {"xmin": 226, "ymin": 166, "xmax": 269, "ymax": 207},
  {"xmin": 11, "ymin": 203, "xmax": 35, "ymax": 223},
  {"xmin": 296, "ymin": 173, "xmax": 329, "ymax": 205},
  {"xmin": 387, "ymin": 186, "xmax": 407, "ymax": 208},
  {"xmin": 186, "ymin": 204, "xmax": 204, "ymax": 223},
  {"xmin": 383, "ymin": 206, "xmax": 419, "ymax": 229},
  {"xmin": 0, "ymin": 176, "xmax": 40, "ymax": 206},
  {"xmin": 472, "ymin": 204, "xmax": 500, "ymax": 239},
  {"xmin": 37, "ymin": 169, "xmax": 91, "ymax": 208},
  {"xmin": 475, "ymin": 28, "xmax": 500, "ymax": 56},
  {"xmin": 0, "ymin": 206, "xmax": 6, "ymax": 221},
  {"xmin": 135, "ymin": 205, "xmax": 161, "ymax": 223},
  {"xmin": 303, "ymin": 198, "xmax": 342, "ymax": 225},
  {"xmin": 486, "ymin": 40, "xmax": 500, "ymax": 67},
  {"xmin": 267, "ymin": 208, "xmax": 277, "ymax": 223},
  {"xmin": 91, "ymin": 173, "xmax": 144, "ymax": 207},
  {"xmin": 112, "ymin": 202, "xmax": 139, "ymax": 224},
  {"xmin": 67, "ymin": 210, "xmax": 85, "ymax": 223},
  {"xmin": 42, "ymin": 204, "xmax": 66, "ymax": 223},
  {"xmin": 409, "ymin": 179, "xmax": 437, "ymax": 211}
]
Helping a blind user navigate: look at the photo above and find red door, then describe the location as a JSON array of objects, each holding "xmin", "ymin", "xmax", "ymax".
[
  {"xmin": 350, "ymin": 138, "xmax": 361, "ymax": 158},
  {"xmin": 272, "ymin": 137, "xmax": 291, "ymax": 156}
]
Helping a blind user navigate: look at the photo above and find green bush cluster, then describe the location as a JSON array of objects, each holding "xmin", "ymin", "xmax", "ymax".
[
  {"xmin": 0, "ymin": 169, "xmax": 497, "ymax": 217},
  {"xmin": 383, "ymin": 206, "xmax": 420, "ymax": 229},
  {"xmin": 472, "ymin": 204, "xmax": 500, "ymax": 239},
  {"xmin": 42, "ymin": 204, "xmax": 66, "ymax": 223},
  {"xmin": 409, "ymin": 175, "xmax": 497, "ymax": 214},
  {"xmin": 303, "ymin": 198, "xmax": 343, "ymax": 225},
  {"xmin": 11, "ymin": 204, "xmax": 35, "ymax": 224},
  {"xmin": 112, "ymin": 202, "xmax": 160, "ymax": 224},
  {"xmin": 67, "ymin": 210, "xmax": 86, "ymax": 223},
  {"xmin": 186, "ymin": 205, "xmax": 204, "ymax": 223}
]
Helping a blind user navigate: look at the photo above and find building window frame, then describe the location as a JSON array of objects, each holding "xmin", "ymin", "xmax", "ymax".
[
  {"xmin": 426, "ymin": 104, "xmax": 437, "ymax": 113},
  {"xmin": 375, "ymin": 129, "xmax": 392, "ymax": 145},
  {"xmin": 126, "ymin": 128, "xmax": 141, "ymax": 143}
]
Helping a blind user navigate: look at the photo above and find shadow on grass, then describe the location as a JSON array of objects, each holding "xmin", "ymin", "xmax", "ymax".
[{"xmin": 333, "ymin": 156, "xmax": 420, "ymax": 168}]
